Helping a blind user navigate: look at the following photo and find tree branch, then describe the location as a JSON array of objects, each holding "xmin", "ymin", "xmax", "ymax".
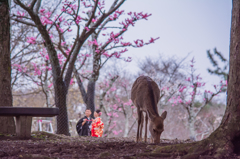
[
  {"xmin": 74, "ymin": 67, "xmax": 88, "ymax": 104},
  {"xmin": 30, "ymin": 0, "xmax": 37, "ymax": 10},
  {"xmin": 34, "ymin": 0, "xmax": 42, "ymax": 14},
  {"xmin": 11, "ymin": 18, "xmax": 36, "ymax": 27},
  {"xmin": 85, "ymin": 0, "xmax": 99, "ymax": 27}
]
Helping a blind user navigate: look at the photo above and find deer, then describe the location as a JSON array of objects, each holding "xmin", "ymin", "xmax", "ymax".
[{"xmin": 131, "ymin": 75, "xmax": 167, "ymax": 144}]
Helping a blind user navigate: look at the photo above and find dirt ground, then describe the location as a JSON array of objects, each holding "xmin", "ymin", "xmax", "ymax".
[{"xmin": 0, "ymin": 132, "xmax": 238, "ymax": 159}]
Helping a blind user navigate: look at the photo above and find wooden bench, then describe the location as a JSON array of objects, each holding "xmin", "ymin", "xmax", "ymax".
[{"xmin": 0, "ymin": 107, "xmax": 59, "ymax": 138}]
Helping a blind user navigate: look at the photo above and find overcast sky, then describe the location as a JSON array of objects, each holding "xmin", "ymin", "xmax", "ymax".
[{"xmin": 107, "ymin": 0, "xmax": 231, "ymax": 100}]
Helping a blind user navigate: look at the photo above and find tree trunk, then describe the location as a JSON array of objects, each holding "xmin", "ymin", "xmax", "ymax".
[
  {"xmin": 24, "ymin": 10, "xmax": 70, "ymax": 136},
  {"xmin": 123, "ymin": 112, "xmax": 129, "ymax": 137},
  {"xmin": 55, "ymin": 80, "xmax": 70, "ymax": 136},
  {"xmin": 86, "ymin": 79, "xmax": 96, "ymax": 118},
  {"xmin": 0, "ymin": 0, "xmax": 16, "ymax": 134},
  {"xmin": 188, "ymin": 118, "xmax": 196, "ymax": 141},
  {"xmin": 86, "ymin": 32, "xmax": 99, "ymax": 118}
]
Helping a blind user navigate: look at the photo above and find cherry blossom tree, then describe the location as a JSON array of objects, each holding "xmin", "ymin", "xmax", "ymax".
[
  {"xmin": 97, "ymin": 73, "xmax": 136, "ymax": 137},
  {"xmin": 168, "ymin": 58, "xmax": 227, "ymax": 140},
  {"xmin": 12, "ymin": 0, "xmax": 159, "ymax": 135}
]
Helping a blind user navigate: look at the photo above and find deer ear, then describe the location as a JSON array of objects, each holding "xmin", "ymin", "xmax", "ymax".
[{"xmin": 161, "ymin": 111, "xmax": 167, "ymax": 120}]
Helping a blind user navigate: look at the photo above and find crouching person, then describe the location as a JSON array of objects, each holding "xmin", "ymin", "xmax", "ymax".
[{"xmin": 76, "ymin": 109, "xmax": 92, "ymax": 136}]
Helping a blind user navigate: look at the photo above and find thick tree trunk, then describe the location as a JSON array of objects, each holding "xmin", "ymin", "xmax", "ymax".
[
  {"xmin": 55, "ymin": 80, "xmax": 70, "ymax": 136},
  {"xmin": 0, "ymin": 0, "xmax": 16, "ymax": 134}
]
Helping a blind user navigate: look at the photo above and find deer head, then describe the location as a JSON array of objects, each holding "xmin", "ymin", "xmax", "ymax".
[{"xmin": 149, "ymin": 111, "xmax": 167, "ymax": 144}]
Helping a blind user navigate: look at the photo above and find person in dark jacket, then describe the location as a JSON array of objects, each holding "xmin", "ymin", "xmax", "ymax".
[{"xmin": 76, "ymin": 109, "xmax": 92, "ymax": 136}]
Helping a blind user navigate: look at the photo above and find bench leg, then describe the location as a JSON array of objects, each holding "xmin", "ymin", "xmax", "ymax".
[{"xmin": 16, "ymin": 116, "xmax": 32, "ymax": 138}]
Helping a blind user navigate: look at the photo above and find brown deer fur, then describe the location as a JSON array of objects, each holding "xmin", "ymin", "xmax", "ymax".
[{"xmin": 131, "ymin": 76, "xmax": 167, "ymax": 144}]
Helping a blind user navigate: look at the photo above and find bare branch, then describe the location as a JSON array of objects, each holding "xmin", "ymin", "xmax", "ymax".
[
  {"xmin": 11, "ymin": 18, "xmax": 36, "ymax": 27},
  {"xmin": 109, "ymin": 0, "xmax": 118, "ymax": 12},
  {"xmin": 30, "ymin": 0, "xmax": 37, "ymax": 10},
  {"xmin": 74, "ymin": 67, "xmax": 87, "ymax": 104},
  {"xmin": 34, "ymin": 0, "xmax": 42, "ymax": 13}
]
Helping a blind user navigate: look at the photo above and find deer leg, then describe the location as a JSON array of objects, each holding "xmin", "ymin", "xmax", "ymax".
[
  {"xmin": 144, "ymin": 113, "xmax": 148, "ymax": 143},
  {"xmin": 139, "ymin": 111, "xmax": 144, "ymax": 142},
  {"xmin": 136, "ymin": 109, "xmax": 142, "ymax": 143}
]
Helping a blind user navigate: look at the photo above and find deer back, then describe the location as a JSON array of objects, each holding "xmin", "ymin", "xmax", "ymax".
[{"xmin": 131, "ymin": 76, "xmax": 160, "ymax": 118}]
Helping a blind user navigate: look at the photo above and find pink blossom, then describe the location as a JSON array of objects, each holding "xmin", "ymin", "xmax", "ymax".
[
  {"xmin": 75, "ymin": 16, "xmax": 82, "ymax": 24},
  {"xmin": 59, "ymin": 27, "xmax": 64, "ymax": 33},
  {"xmin": 61, "ymin": 42, "xmax": 66, "ymax": 46},
  {"xmin": 190, "ymin": 91, "xmax": 195, "ymax": 96},
  {"xmin": 59, "ymin": 16, "xmax": 64, "ymax": 22},
  {"xmin": 115, "ymin": 10, "xmax": 124, "ymax": 15},
  {"xmin": 48, "ymin": 83, "xmax": 53, "ymax": 88},
  {"xmin": 61, "ymin": 6, "xmax": 66, "ymax": 12},
  {"xmin": 179, "ymin": 86, "xmax": 186, "ymax": 92},
  {"xmin": 149, "ymin": 37, "xmax": 160, "ymax": 43},
  {"xmin": 84, "ymin": 54, "xmax": 91, "ymax": 57},
  {"xmin": 85, "ymin": 27, "xmax": 90, "ymax": 31},
  {"xmin": 40, "ymin": 9, "xmax": 45, "ymax": 14},
  {"xmin": 103, "ymin": 52, "xmax": 110, "ymax": 57},
  {"xmin": 186, "ymin": 77, "xmax": 191, "ymax": 82},
  {"xmin": 45, "ymin": 55, "xmax": 49, "ymax": 60},
  {"xmin": 17, "ymin": 11, "xmax": 25, "ymax": 19},
  {"xmin": 70, "ymin": 78, "xmax": 74, "ymax": 85},
  {"xmin": 119, "ymin": 48, "xmax": 128, "ymax": 53},
  {"xmin": 121, "ymin": 42, "xmax": 131, "ymax": 46},
  {"xmin": 140, "ymin": 13, "xmax": 152, "ymax": 20},
  {"xmin": 92, "ymin": 18, "xmax": 96, "ymax": 23},
  {"xmin": 190, "ymin": 57, "xmax": 195, "ymax": 63},
  {"xmin": 214, "ymin": 85, "xmax": 217, "ymax": 89},
  {"xmin": 186, "ymin": 100, "xmax": 191, "ymax": 105},
  {"xmin": 196, "ymin": 82, "xmax": 202, "ymax": 87},
  {"xmin": 45, "ymin": 12, "xmax": 52, "ymax": 18},
  {"xmin": 27, "ymin": 37, "xmax": 36, "ymax": 44},
  {"xmin": 113, "ymin": 112, "xmax": 119, "ymax": 117},
  {"xmin": 41, "ymin": 16, "xmax": 53, "ymax": 25},
  {"xmin": 66, "ymin": 48, "xmax": 71, "ymax": 55}
]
